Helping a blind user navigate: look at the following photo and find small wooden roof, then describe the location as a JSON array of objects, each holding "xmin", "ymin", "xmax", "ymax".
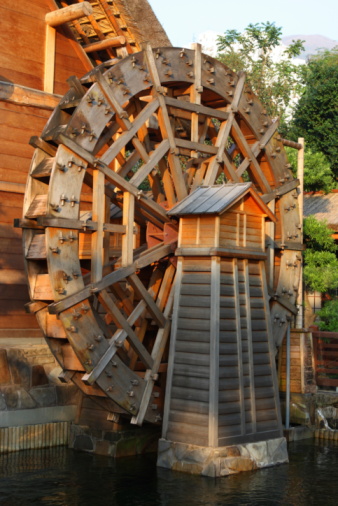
[{"xmin": 167, "ymin": 183, "xmax": 276, "ymax": 221}]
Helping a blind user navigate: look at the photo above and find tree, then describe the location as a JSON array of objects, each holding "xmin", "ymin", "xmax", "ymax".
[
  {"xmin": 217, "ymin": 22, "xmax": 305, "ymax": 130},
  {"xmin": 285, "ymin": 147, "xmax": 336, "ymax": 193},
  {"xmin": 303, "ymin": 216, "xmax": 338, "ymax": 327},
  {"xmin": 290, "ymin": 48, "xmax": 338, "ymax": 175},
  {"xmin": 303, "ymin": 216, "xmax": 338, "ymax": 293}
]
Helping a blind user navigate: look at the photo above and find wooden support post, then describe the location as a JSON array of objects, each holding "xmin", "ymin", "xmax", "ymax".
[
  {"xmin": 209, "ymin": 256, "xmax": 220, "ymax": 447},
  {"xmin": 296, "ymin": 137, "xmax": 305, "ymax": 329},
  {"xmin": 91, "ymin": 170, "xmax": 105, "ymax": 283},
  {"xmin": 44, "ymin": 25, "xmax": 56, "ymax": 94},
  {"xmin": 45, "ymin": 3, "xmax": 93, "ymax": 27},
  {"xmin": 122, "ymin": 192, "xmax": 135, "ymax": 267}
]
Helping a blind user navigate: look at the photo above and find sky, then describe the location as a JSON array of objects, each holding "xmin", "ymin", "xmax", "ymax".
[{"xmin": 148, "ymin": 0, "xmax": 338, "ymax": 48}]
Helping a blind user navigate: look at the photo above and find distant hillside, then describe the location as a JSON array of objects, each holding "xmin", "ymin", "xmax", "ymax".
[{"xmin": 282, "ymin": 34, "xmax": 337, "ymax": 59}]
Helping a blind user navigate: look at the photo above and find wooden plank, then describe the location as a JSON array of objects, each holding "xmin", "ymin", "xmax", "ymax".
[
  {"xmin": 208, "ymin": 256, "xmax": 220, "ymax": 446},
  {"xmin": 82, "ymin": 299, "xmax": 147, "ymax": 385},
  {"xmin": 91, "ymin": 169, "xmax": 105, "ymax": 282},
  {"xmin": 0, "ymin": 81, "xmax": 61, "ymax": 110},
  {"xmin": 162, "ymin": 258, "xmax": 183, "ymax": 438},
  {"xmin": 233, "ymin": 258, "xmax": 246, "ymax": 435},
  {"xmin": 83, "ymin": 36, "xmax": 126, "ymax": 53},
  {"xmin": 44, "ymin": 25, "xmax": 56, "ymax": 93},
  {"xmin": 131, "ymin": 283, "xmax": 175, "ymax": 425},
  {"xmin": 24, "ymin": 194, "xmax": 47, "ymax": 219},
  {"xmin": 203, "ymin": 112, "xmax": 234, "ymax": 185},
  {"xmin": 261, "ymin": 179, "xmax": 300, "ymax": 204},
  {"xmin": 244, "ymin": 260, "xmax": 256, "ymax": 432},
  {"xmin": 98, "ymin": 289, "xmax": 154, "ymax": 369},
  {"xmin": 144, "ymin": 44, "xmax": 187, "ymax": 201},
  {"xmin": 129, "ymin": 139, "xmax": 169, "ymax": 188},
  {"xmin": 127, "ymin": 273, "xmax": 166, "ymax": 328},
  {"xmin": 232, "ymin": 120, "xmax": 271, "ymax": 193},
  {"xmin": 121, "ymin": 192, "xmax": 135, "ymax": 267},
  {"xmin": 45, "ymin": 2, "xmax": 93, "ymax": 27},
  {"xmin": 164, "ymin": 96, "xmax": 229, "ymax": 121},
  {"xmin": 48, "ymin": 264, "xmax": 135, "ymax": 314}
]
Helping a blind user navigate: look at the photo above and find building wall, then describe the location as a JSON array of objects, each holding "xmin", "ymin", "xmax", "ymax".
[{"xmin": 0, "ymin": 0, "xmax": 91, "ymax": 337}]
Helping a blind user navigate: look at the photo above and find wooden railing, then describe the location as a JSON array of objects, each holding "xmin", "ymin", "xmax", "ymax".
[{"xmin": 312, "ymin": 331, "xmax": 338, "ymax": 387}]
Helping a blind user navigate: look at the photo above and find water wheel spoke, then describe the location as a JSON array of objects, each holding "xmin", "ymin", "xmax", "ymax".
[{"xmin": 98, "ymin": 289, "xmax": 154, "ymax": 369}]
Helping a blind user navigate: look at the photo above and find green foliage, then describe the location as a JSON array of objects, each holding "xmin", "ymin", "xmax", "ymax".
[
  {"xmin": 303, "ymin": 216, "xmax": 338, "ymax": 293},
  {"xmin": 304, "ymin": 251, "xmax": 338, "ymax": 293},
  {"xmin": 317, "ymin": 299, "xmax": 338, "ymax": 331},
  {"xmin": 217, "ymin": 22, "xmax": 305, "ymax": 126},
  {"xmin": 290, "ymin": 48, "xmax": 338, "ymax": 175},
  {"xmin": 285, "ymin": 147, "xmax": 337, "ymax": 193},
  {"xmin": 303, "ymin": 216, "xmax": 337, "ymax": 252}
]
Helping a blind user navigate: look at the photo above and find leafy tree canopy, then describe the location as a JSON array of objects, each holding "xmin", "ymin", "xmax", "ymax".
[
  {"xmin": 285, "ymin": 147, "xmax": 337, "ymax": 193},
  {"xmin": 290, "ymin": 48, "xmax": 338, "ymax": 175},
  {"xmin": 303, "ymin": 216, "xmax": 338, "ymax": 293},
  {"xmin": 217, "ymin": 22, "xmax": 306, "ymax": 128},
  {"xmin": 317, "ymin": 299, "xmax": 338, "ymax": 331}
]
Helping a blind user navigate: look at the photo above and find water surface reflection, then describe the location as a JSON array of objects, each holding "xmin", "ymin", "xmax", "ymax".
[{"xmin": 0, "ymin": 439, "xmax": 337, "ymax": 505}]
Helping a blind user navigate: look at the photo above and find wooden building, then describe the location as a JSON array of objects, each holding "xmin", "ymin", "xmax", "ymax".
[
  {"xmin": 163, "ymin": 184, "xmax": 283, "ymax": 447},
  {"xmin": 0, "ymin": 0, "xmax": 169, "ymax": 341}
]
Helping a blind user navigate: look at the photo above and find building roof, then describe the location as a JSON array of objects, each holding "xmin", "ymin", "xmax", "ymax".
[
  {"xmin": 63, "ymin": 0, "xmax": 171, "ymax": 62},
  {"xmin": 167, "ymin": 183, "xmax": 276, "ymax": 221},
  {"xmin": 304, "ymin": 192, "xmax": 338, "ymax": 231}
]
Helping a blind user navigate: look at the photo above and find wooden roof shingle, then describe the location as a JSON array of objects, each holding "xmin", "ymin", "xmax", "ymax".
[{"xmin": 167, "ymin": 183, "xmax": 276, "ymax": 221}]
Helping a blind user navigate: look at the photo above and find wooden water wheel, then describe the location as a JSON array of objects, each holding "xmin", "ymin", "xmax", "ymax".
[{"xmin": 21, "ymin": 45, "xmax": 301, "ymax": 426}]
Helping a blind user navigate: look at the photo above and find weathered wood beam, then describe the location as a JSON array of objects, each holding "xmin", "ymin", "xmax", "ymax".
[
  {"xmin": 127, "ymin": 273, "xmax": 166, "ymax": 328},
  {"xmin": 0, "ymin": 81, "xmax": 61, "ymax": 110},
  {"xmin": 82, "ymin": 300, "xmax": 147, "ymax": 385},
  {"xmin": 122, "ymin": 192, "xmax": 135, "ymax": 267},
  {"xmin": 45, "ymin": 2, "xmax": 93, "ymax": 27},
  {"xmin": 261, "ymin": 179, "xmax": 300, "ymax": 203},
  {"xmin": 98, "ymin": 290, "xmax": 154, "ymax": 369},
  {"xmin": 83, "ymin": 36, "xmax": 126, "ymax": 53},
  {"xmin": 281, "ymin": 138, "xmax": 303, "ymax": 150}
]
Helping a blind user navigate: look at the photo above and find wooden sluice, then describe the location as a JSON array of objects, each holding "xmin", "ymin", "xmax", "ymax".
[{"xmin": 163, "ymin": 185, "xmax": 282, "ymax": 448}]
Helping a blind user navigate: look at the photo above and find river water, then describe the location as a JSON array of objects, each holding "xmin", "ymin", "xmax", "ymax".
[{"xmin": 0, "ymin": 439, "xmax": 337, "ymax": 505}]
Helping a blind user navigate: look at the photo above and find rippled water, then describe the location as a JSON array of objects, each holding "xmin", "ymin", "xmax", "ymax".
[{"xmin": 0, "ymin": 439, "xmax": 337, "ymax": 505}]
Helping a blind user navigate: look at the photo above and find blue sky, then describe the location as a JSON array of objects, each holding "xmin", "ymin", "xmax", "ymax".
[{"xmin": 148, "ymin": 0, "xmax": 338, "ymax": 47}]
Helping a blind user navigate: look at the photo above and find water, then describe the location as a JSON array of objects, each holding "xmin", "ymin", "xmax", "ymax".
[{"xmin": 0, "ymin": 439, "xmax": 337, "ymax": 505}]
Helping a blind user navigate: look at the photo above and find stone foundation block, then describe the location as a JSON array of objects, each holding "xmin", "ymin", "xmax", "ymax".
[{"xmin": 157, "ymin": 437, "xmax": 288, "ymax": 477}]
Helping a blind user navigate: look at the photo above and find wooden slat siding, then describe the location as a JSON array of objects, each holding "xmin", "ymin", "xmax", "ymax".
[
  {"xmin": 162, "ymin": 258, "xmax": 183, "ymax": 440},
  {"xmin": 219, "ymin": 212, "xmax": 263, "ymax": 250},
  {"xmin": 218, "ymin": 258, "xmax": 241, "ymax": 439},
  {"xmin": 0, "ymin": 191, "xmax": 40, "ymax": 330},
  {"xmin": 279, "ymin": 332, "xmax": 302, "ymax": 392},
  {"xmin": 256, "ymin": 262, "xmax": 282, "ymax": 433},
  {"xmin": 209, "ymin": 256, "xmax": 220, "ymax": 447},
  {"xmin": 0, "ymin": 3, "xmax": 89, "ymax": 95},
  {"xmin": 164, "ymin": 257, "xmax": 211, "ymax": 447}
]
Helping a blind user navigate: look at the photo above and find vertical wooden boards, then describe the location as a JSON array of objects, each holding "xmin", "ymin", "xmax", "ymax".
[
  {"xmin": 91, "ymin": 169, "xmax": 105, "ymax": 282},
  {"xmin": 218, "ymin": 258, "xmax": 282, "ymax": 445},
  {"xmin": 44, "ymin": 25, "xmax": 56, "ymax": 94},
  {"xmin": 121, "ymin": 192, "xmax": 135, "ymax": 267},
  {"xmin": 209, "ymin": 256, "xmax": 220, "ymax": 447},
  {"xmin": 163, "ymin": 257, "xmax": 211, "ymax": 447}
]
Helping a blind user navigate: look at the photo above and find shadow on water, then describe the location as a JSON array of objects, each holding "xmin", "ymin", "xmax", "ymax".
[{"xmin": 0, "ymin": 439, "xmax": 337, "ymax": 506}]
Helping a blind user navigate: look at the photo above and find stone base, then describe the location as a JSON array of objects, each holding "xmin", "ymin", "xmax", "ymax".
[{"xmin": 157, "ymin": 437, "xmax": 288, "ymax": 477}]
